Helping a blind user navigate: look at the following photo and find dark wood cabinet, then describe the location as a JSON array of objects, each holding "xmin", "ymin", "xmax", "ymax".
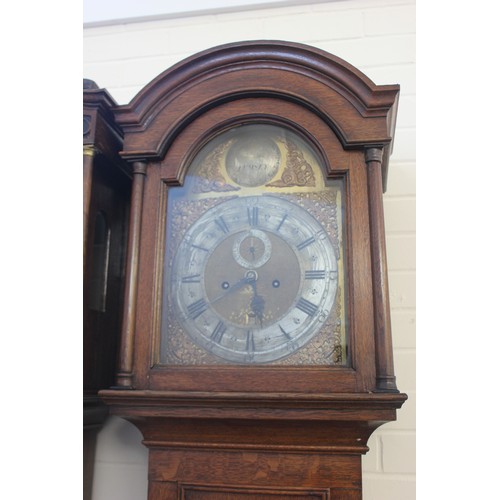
[
  {"xmin": 83, "ymin": 79, "xmax": 131, "ymax": 500},
  {"xmin": 93, "ymin": 41, "xmax": 406, "ymax": 499}
]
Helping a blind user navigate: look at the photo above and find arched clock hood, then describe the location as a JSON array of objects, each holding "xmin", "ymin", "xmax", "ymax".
[{"xmin": 113, "ymin": 40, "xmax": 398, "ymax": 190}]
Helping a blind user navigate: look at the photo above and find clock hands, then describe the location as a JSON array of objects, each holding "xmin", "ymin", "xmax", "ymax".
[
  {"xmin": 211, "ymin": 272, "xmax": 257, "ymax": 304},
  {"xmin": 249, "ymin": 279, "xmax": 266, "ymax": 327},
  {"xmin": 209, "ymin": 270, "xmax": 266, "ymax": 327}
]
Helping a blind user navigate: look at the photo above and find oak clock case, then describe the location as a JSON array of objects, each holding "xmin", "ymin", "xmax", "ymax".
[
  {"xmin": 98, "ymin": 41, "xmax": 407, "ymax": 500},
  {"xmin": 162, "ymin": 124, "xmax": 348, "ymax": 367}
]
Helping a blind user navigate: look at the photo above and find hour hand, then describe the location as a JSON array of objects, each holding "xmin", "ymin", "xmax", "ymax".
[{"xmin": 211, "ymin": 273, "xmax": 256, "ymax": 304}]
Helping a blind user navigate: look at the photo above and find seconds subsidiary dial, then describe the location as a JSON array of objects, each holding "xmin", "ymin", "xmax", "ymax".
[{"xmin": 171, "ymin": 195, "xmax": 338, "ymax": 364}]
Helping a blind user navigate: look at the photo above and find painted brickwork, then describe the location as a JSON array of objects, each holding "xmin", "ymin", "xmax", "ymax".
[{"xmin": 84, "ymin": 1, "xmax": 416, "ymax": 498}]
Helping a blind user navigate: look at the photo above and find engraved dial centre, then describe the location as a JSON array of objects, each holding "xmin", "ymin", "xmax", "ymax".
[{"xmin": 205, "ymin": 227, "xmax": 300, "ymax": 330}]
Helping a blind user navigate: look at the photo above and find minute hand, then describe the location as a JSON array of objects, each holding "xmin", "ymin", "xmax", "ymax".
[
  {"xmin": 249, "ymin": 280, "xmax": 265, "ymax": 327},
  {"xmin": 211, "ymin": 275, "xmax": 255, "ymax": 304}
]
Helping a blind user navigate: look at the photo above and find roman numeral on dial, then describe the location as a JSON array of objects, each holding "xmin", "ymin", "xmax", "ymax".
[
  {"xmin": 246, "ymin": 330, "xmax": 255, "ymax": 354},
  {"xmin": 191, "ymin": 244, "xmax": 209, "ymax": 252},
  {"xmin": 296, "ymin": 297, "xmax": 318, "ymax": 316},
  {"xmin": 247, "ymin": 206, "xmax": 259, "ymax": 226},
  {"xmin": 296, "ymin": 236, "xmax": 315, "ymax": 251},
  {"xmin": 214, "ymin": 216, "xmax": 229, "ymax": 234},
  {"xmin": 181, "ymin": 274, "xmax": 201, "ymax": 283},
  {"xmin": 305, "ymin": 270, "xmax": 326, "ymax": 280},
  {"xmin": 279, "ymin": 324, "xmax": 292, "ymax": 340},
  {"xmin": 276, "ymin": 213, "xmax": 287, "ymax": 232},
  {"xmin": 210, "ymin": 320, "xmax": 226, "ymax": 343},
  {"xmin": 187, "ymin": 298, "xmax": 208, "ymax": 319}
]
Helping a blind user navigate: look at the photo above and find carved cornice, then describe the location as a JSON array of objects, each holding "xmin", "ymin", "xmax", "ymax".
[
  {"xmin": 83, "ymin": 79, "xmax": 124, "ymax": 150},
  {"xmin": 112, "ymin": 41, "xmax": 399, "ymax": 171},
  {"xmin": 83, "ymin": 80, "xmax": 133, "ymax": 179},
  {"xmin": 116, "ymin": 41, "xmax": 399, "ymax": 126}
]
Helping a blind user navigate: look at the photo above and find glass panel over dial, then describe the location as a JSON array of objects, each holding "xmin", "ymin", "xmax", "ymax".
[{"xmin": 160, "ymin": 124, "xmax": 348, "ymax": 366}]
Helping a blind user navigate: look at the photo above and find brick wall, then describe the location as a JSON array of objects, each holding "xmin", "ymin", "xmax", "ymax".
[{"xmin": 84, "ymin": 1, "xmax": 416, "ymax": 499}]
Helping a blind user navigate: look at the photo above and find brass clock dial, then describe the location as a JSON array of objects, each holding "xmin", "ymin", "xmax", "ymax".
[
  {"xmin": 171, "ymin": 195, "xmax": 338, "ymax": 364},
  {"xmin": 161, "ymin": 123, "xmax": 347, "ymax": 366}
]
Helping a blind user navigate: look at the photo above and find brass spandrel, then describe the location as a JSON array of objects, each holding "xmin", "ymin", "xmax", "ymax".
[
  {"xmin": 185, "ymin": 125, "xmax": 326, "ymax": 198},
  {"xmin": 266, "ymin": 137, "xmax": 316, "ymax": 188}
]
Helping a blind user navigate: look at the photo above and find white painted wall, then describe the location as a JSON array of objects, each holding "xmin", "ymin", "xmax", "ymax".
[{"xmin": 84, "ymin": 1, "xmax": 416, "ymax": 498}]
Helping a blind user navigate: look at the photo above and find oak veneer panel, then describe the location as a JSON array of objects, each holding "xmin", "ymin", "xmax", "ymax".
[
  {"xmin": 149, "ymin": 481, "xmax": 178, "ymax": 499},
  {"xmin": 149, "ymin": 449, "xmax": 361, "ymax": 490}
]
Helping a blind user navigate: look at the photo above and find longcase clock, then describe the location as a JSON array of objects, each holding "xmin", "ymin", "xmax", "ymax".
[
  {"xmin": 83, "ymin": 79, "xmax": 131, "ymax": 500},
  {"xmin": 98, "ymin": 41, "xmax": 407, "ymax": 499}
]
